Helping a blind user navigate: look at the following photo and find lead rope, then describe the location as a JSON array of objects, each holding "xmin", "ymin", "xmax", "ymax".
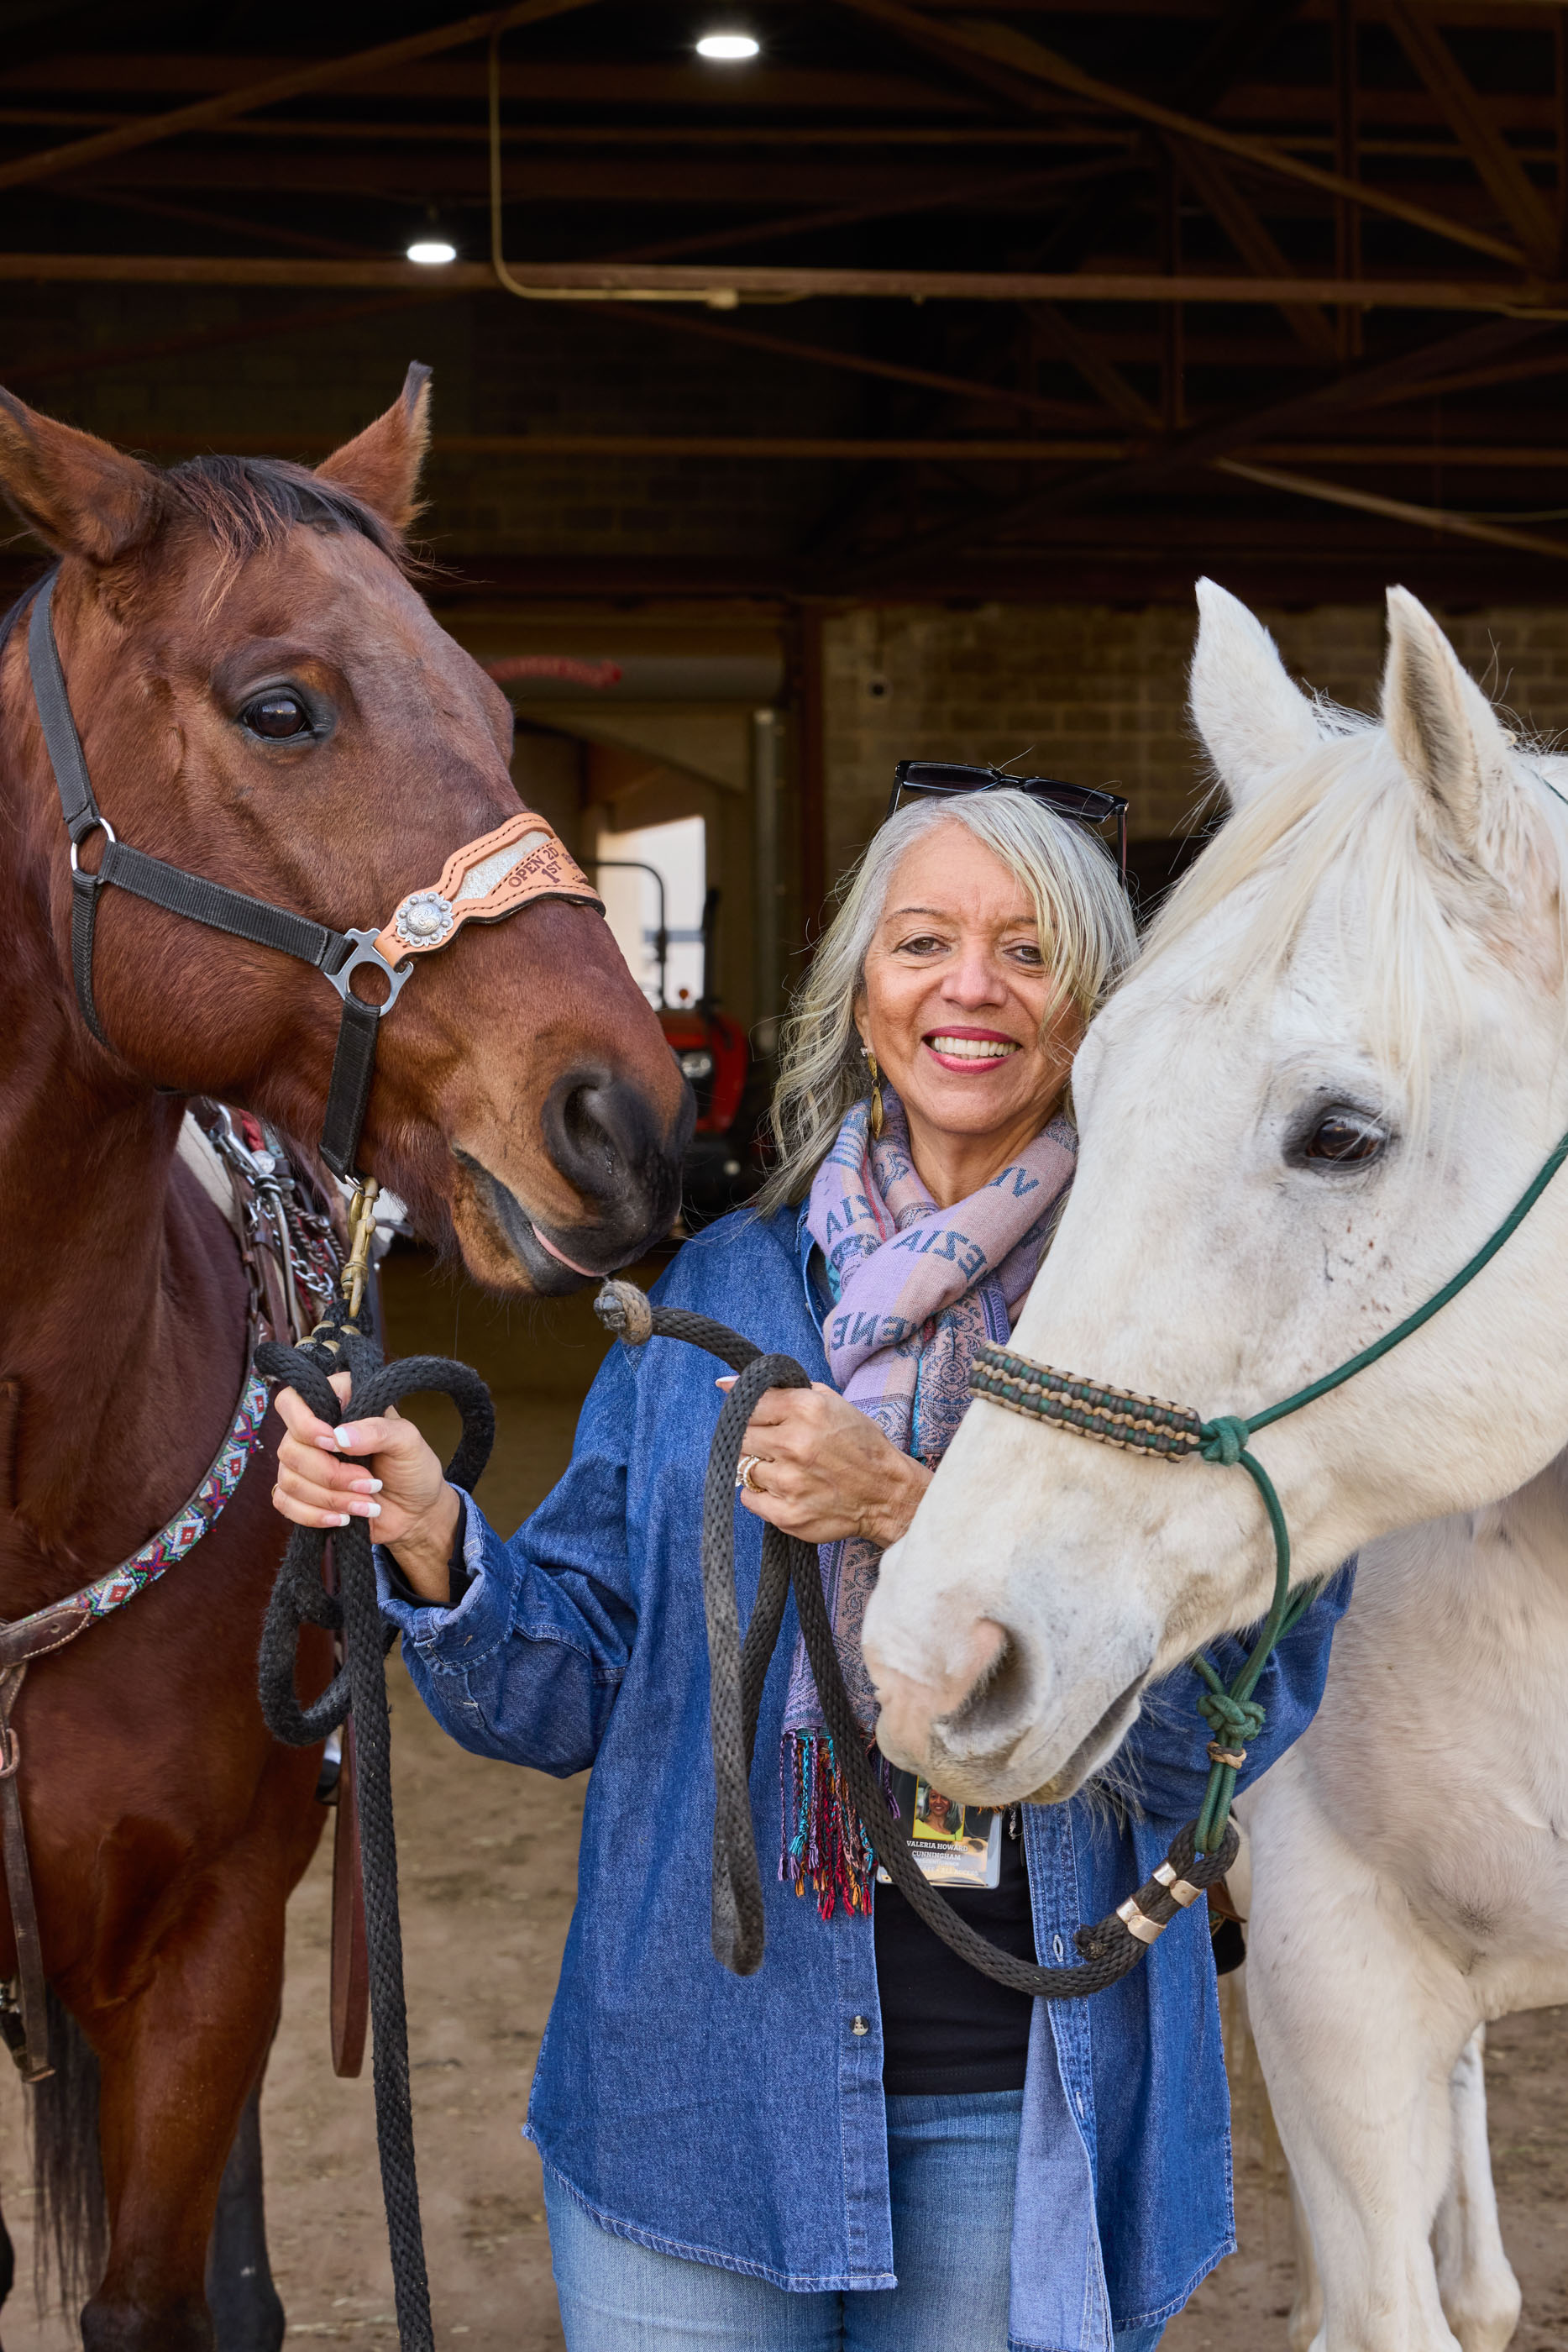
[
  {"xmin": 595, "ymin": 1284, "xmax": 1238, "ymax": 1996},
  {"xmin": 256, "ymin": 1192, "xmax": 496, "ymax": 2352}
]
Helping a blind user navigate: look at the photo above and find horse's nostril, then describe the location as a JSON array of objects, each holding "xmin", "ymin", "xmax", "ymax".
[
  {"xmin": 941, "ymin": 1629, "xmax": 1032, "ymax": 1750},
  {"xmin": 543, "ymin": 1068, "xmax": 689, "ymax": 1241},
  {"xmin": 560, "ymin": 1080, "xmax": 619, "ymax": 1186}
]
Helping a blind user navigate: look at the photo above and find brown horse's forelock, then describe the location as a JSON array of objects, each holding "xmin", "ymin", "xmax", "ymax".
[{"xmin": 162, "ymin": 454, "xmax": 412, "ymax": 576}]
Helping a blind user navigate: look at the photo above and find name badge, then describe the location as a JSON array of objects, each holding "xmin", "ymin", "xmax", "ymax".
[{"xmin": 876, "ymin": 1767, "xmax": 1002, "ymax": 1891}]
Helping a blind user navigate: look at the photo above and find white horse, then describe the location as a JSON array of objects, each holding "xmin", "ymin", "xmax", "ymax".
[
  {"xmin": 1230, "ymin": 1448, "xmax": 1568, "ymax": 2352},
  {"xmin": 861, "ymin": 580, "xmax": 1568, "ymax": 2349}
]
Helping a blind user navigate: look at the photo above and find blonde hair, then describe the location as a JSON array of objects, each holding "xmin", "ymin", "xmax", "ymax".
[{"xmin": 759, "ymin": 791, "xmax": 1135, "ymax": 1212}]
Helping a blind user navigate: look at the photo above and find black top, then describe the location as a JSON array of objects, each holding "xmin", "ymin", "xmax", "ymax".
[{"xmin": 873, "ymin": 1819, "xmax": 1036, "ymax": 2095}]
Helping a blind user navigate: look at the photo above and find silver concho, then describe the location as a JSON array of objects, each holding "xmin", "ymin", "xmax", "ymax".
[{"xmin": 393, "ymin": 890, "xmax": 454, "ymax": 948}]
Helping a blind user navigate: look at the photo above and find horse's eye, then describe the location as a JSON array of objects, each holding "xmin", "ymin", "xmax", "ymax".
[
  {"xmin": 242, "ymin": 691, "xmax": 310, "ymax": 739},
  {"xmin": 1301, "ymin": 1111, "xmax": 1385, "ymax": 1166}
]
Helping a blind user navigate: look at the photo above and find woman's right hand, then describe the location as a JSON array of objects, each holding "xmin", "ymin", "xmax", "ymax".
[{"xmin": 271, "ymin": 1373, "xmax": 461, "ymax": 1603}]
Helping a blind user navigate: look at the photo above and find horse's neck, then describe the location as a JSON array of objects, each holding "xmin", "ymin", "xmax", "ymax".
[
  {"xmin": 1358, "ymin": 1445, "xmax": 1568, "ymax": 1649},
  {"xmin": 1468, "ymin": 1446, "xmax": 1568, "ymax": 1586},
  {"xmin": 0, "ymin": 735, "xmax": 242, "ymax": 1593}
]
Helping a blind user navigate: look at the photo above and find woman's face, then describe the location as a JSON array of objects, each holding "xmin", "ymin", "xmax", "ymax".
[{"xmin": 857, "ymin": 822, "xmax": 1083, "ymax": 1157}]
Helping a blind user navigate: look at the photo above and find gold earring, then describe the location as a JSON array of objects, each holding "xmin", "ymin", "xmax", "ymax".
[{"xmin": 862, "ymin": 1045, "xmax": 884, "ymax": 1139}]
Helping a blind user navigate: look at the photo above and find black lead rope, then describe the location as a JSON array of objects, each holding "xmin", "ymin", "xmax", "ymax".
[
  {"xmin": 595, "ymin": 1283, "xmax": 1238, "ymax": 1998},
  {"xmin": 256, "ymin": 1299, "xmax": 495, "ymax": 2352}
]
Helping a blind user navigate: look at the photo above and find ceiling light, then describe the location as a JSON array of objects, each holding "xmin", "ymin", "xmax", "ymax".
[
  {"xmin": 406, "ymin": 238, "xmax": 457, "ymax": 265},
  {"xmin": 696, "ymin": 31, "xmax": 759, "ymax": 60}
]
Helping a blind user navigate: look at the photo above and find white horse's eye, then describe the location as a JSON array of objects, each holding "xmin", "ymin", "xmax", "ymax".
[{"xmin": 1298, "ymin": 1110, "xmax": 1387, "ymax": 1167}]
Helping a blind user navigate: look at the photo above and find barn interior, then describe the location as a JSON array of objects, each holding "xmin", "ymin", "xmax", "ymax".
[
  {"xmin": 13, "ymin": 1, "xmax": 1568, "ymax": 1074},
  {"xmin": 7, "ymin": 4, "xmax": 1568, "ymax": 2345}
]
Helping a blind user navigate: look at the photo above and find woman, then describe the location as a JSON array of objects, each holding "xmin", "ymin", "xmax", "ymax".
[{"xmin": 272, "ymin": 781, "xmax": 1350, "ymax": 2352}]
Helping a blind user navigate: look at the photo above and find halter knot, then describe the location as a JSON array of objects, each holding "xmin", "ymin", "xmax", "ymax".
[
  {"xmin": 1200, "ymin": 1415, "xmax": 1250, "ymax": 1467},
  {"xmin": 1197, "ymin": 1688, "xmax": 1266, "ymax": 1746}
]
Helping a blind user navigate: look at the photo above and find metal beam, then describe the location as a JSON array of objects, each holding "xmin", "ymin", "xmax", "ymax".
[
  {"xmin": 1164, "ymin": 135, "xmax": 1337, "ymax": 359},
  {"xmin": 573, "ymin": 301, "xmax": 1104, "ymax": 422},
  {"xmin": 0, "ymin": 0, "xmax": 600, "ymax": 197},
  {"xmin": 1383, "ymin": 1, "xmax": 1559, "ymax": 270},
  {"xmin": 97, "ymin": 431, "xmax": 1568, "ymax": 469},
  {"xmin": 1027, "ymin": 303, "xmax": 1159, "ymax": 428},
  {"xmin": 0, "ymin": 254, "xmax": 1549, "ymax": 309},
  {"xmin": 831, "ymin": 0, "xmax": 1530, "ymax": 267},
  {"xmin": 1213, "ymin": 455, "xmax": 1568, "ymax": 561},
  {"xmin": 842, "ymin": 311, "xmax": 1561, "ymax": 576}
]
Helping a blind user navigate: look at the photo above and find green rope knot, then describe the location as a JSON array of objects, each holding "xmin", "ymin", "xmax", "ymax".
[
  {"xmin": 1197, "ymin": 1689, "xmax": 1265, "ymax": 1746},
  {"xmin": 1200, "ymin": 1415, "xmax": 1250, "ymax": 1467}
]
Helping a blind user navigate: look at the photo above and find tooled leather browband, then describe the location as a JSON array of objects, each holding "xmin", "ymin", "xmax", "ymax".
[{"xmin": 373, "ymin": 810, "xmax": 602, "ymax": 965}]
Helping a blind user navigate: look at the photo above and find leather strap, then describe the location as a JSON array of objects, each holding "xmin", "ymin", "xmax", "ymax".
[
  {"xmin": 372, "ymin": 809, "xmax": 600, "ymax": 966},
  {"xmin": 28, "ymin": 579, "xmax": 97, "ymax": 845},
  {"xmin": 320, "ymin": 995, "xmax": 382, "ymax": 1184},
  {"xmin": 0, "ymin": 1664, "xmax": 50, "ymax": 2081},
  {"xmin": 101, "ymin": 840, "xmax": 346, "ymax": 973},
  {"xmin": 69, "ymin": 864, "xmax": 110, "ymax": 1045}
]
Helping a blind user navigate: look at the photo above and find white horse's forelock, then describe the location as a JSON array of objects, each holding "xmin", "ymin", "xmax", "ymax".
[{"xmin": 1134, "ymin": 706, "xmax": 1568, "ymax": 1139}]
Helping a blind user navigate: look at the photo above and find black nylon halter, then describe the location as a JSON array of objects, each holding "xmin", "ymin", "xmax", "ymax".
[{"xmin": 23, "ymin": 571, "xmax": 410, "ymax": 1182}]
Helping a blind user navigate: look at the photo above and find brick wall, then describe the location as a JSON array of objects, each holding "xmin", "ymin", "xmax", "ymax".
[{"xmin": 819, "ymin": 600, "xmax": 1568, "ymax": 880}]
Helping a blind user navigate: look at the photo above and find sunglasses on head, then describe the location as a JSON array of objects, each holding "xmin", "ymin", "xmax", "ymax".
[{"xmin": 887, "ymin": 761, "xmax": 1130, "ymax": 881}]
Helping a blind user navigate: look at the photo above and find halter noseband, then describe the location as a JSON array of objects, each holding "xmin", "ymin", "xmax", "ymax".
[{"xmin": 24, "ymin": 572, "xmax": 603, "ymax": 1189}]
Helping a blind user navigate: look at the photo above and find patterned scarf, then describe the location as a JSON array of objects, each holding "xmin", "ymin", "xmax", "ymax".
[{"xmin": 781, "ymin": 1083, "xmax": 1077, "ymax": 1915}]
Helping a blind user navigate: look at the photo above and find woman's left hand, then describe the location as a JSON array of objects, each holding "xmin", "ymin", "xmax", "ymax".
[{"xmin": 719, "ymin": 1379, "xmax": 931, "ymax": 1548}]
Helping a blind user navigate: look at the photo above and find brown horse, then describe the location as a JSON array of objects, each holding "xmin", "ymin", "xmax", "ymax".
[{"xmin": 0, "ymin": 366, "xmax": 690, "ymax": 2350}]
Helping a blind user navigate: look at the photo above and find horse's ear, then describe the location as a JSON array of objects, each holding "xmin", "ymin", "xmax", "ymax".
[
  {"xmin": 315, "ymin": 362, "xmax": 431, "ymax": 534},
  {"xmin": 0, "ymin": 388, "xmax": 162, "ymax": 564},
  {"xmin": 1382, "ymin": 587, "xmax": 1509, "ymax": 859},
  {"xmin": 1189, "ymin": 577, "xmax": 1322, "ymax": 807}
]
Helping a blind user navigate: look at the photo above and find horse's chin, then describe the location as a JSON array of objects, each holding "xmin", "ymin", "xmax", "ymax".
[{"xmin": 448, "ymin": 1152, "xmax": 624, "ymax": 1297}]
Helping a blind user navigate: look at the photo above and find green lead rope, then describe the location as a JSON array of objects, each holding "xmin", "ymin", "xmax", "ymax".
[
  {"xmin": 1189, "ymin": 1421, "xmax": 1320, "ymax": 1851},
  {"xmin": 973, "ymin": 1119, "xmax": 1568, "ymax": 1860}
]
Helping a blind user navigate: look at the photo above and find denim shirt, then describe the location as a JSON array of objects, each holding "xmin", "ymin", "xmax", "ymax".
[{"xmin": 379, "ymin": 1204, "xmax": 1351, "ymax": 2352}]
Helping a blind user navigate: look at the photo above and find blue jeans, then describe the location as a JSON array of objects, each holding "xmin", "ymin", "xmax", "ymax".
[{"xmin": 546, "ymin": 2088, "xmax": 1166, "ymax": 2350}]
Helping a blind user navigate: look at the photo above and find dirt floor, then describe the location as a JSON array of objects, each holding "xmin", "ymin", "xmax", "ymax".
[{"xmin": 0, "ymin": 1244, "xmax": 1565, "ymax": 2348}]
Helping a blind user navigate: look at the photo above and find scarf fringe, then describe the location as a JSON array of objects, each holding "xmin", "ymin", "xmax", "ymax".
[{"xmin": 779, "ymin": 1731, "xmax": 898, "ymax": 1919}]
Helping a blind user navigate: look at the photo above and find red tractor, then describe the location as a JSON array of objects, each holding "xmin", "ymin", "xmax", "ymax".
[{"xmin": 595, "ymin": 867, "xmax": 768, "ymax": 1224}]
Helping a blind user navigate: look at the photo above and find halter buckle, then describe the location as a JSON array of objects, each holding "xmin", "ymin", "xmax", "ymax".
[{"xmin": 324, "ymin": 929, "xmax": 412, "ymax": 1016}]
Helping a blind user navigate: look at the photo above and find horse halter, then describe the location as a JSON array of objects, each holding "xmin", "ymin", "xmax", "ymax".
[
  {"xmin": 24, "ymin": 572, "xmax": 604, "ymax": 1219},
  {"xmin": 967, "ymin": 1116, "xmax": 1568, "ymax": 1867}
]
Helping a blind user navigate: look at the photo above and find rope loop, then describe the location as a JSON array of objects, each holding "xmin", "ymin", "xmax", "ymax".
[{"xmin": 1199, "ymin": 1415, "xmax": 1250, "ymax": 1467}]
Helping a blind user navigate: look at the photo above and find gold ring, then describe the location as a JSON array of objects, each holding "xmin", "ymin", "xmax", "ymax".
[{"xmin": 736, "ymin": 1453, "xmax": 763, "ymax": 1493}]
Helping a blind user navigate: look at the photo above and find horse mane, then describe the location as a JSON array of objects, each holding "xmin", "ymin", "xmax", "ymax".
[
  {"xmin": 1132, "ymin": 698, "xmax": 1568, "ymax": 1134},
  {"xmin": 163, "ymin": 454, "xmax": 412, "ymax": 576}
]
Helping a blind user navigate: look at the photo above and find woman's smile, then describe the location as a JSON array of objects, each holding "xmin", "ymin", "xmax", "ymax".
[{"xmin": 923, "ymin": 1026, "xmax": 1022, "ymax": 1072}]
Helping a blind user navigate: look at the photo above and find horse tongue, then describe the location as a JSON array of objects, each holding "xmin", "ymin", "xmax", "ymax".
[{"xmin": 532, "ymin": 1225, "xmax": 600, "ymax": 1278}]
